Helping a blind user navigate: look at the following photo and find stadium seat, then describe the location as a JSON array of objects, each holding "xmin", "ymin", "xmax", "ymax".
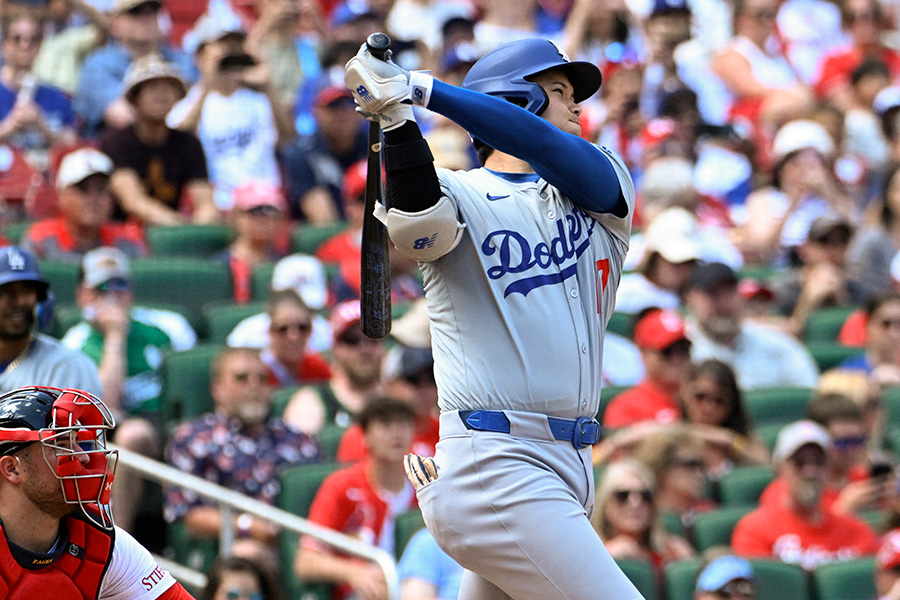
[
  {"xmin": 666, "ymin": 557, "xmax": 811, "ymax": 600},
  {"xmin": 202, "ymin": 300, "xmax": 265, "ymax": 344},
  {"xmin": 38, "ymin": 259, "xmax": 80, "ymax": 306},
  {"xmin": 291, "ymin": 222, "xmax": 348, "ymax": 256},
  {"xmin": 663, "ymin": 512, "xmax": 684, "ymax": 536},
  {"xmin": 160, "ymin": 343, "xmax": 222, "ymax": 425},
  {"xmin": 146, "ymin": 224, "xmax": 233, "ymax": 257},
  {"xmin": 805, "ymin": 341, "xmax": 861, "ymax": 372},
  {"xmin": 615, "ymin": 558, "xmax": 658, "ymax": 600},
  {"xmin": 271, "ymin": 385, "xmax": 300, "ymax": 416},
  {"xmin": 691, "ymin": 505, "xmax": 754, "ymax": 551},
  {"xmin": 597, "ymin": 384, "xmax": 632, "ymax": 422},
  {"xmin": 607, "ymin": 311, "xmax": 633, "ymax": 338},
  {"xmin": 251, "ymin": 263, "xmax": 276, "ymax": 300},
  {"xmin": 757, "ymin": 423, "xmax": 785, "ymax": 452},
  {"xmin": 2, "ymin": 221, "xmax": 30, "ymax": 244},
  {"xmin": 881, "ymin": 386, "xmax": 900, "ymax": 427},
  {"xmin": 165, "ymin": 520, "xmax": 218, "ymax": 575},
  {"xmin": 742, "ymin": 387, "xmax": 813, "ymax": 426},
  {"xmin": 813, "ymin": 556, "xmax": 876, "ymax": 600},
  {"xmin": 130, "ymin": 257, "xmax": 233, "ymax": 336},
  {"xmin": 717, "ymin": 465, "xmax": 775, "ymax": 506},
  {"xmin": 318, "ymin": 424, "xmax": 348, "ymax": 462},
  {"xmin": 805, "ymin": 306, "xmax": 856, "ymax": 343},
  {"xmin": 664, "ymin": 557, "xmax": 701, "ymax": 600},
  {"xmin": 394, "ymin": 508, "xmax": 426, "ymax": 560}
]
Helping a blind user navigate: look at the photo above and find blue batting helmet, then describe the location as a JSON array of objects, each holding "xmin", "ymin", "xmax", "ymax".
[
  {"xmin": 0, "ymin": 246, "xmax": 49, "ymax": 300},
  {"xmin": 462, "ymin": 39, "xmax": 602, "ymax": 115}
]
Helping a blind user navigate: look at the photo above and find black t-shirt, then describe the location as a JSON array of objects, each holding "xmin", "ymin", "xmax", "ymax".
[{"xmin": 100, "ymin": 125, "xmax": 209, "ymax": 220}]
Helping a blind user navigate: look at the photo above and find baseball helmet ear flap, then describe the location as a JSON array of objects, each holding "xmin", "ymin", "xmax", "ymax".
[{"xmin": 462, "ymin": 39, "xmax": 603, "ymax": 115}]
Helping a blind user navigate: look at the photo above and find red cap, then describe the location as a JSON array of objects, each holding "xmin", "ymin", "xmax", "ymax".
[
  {"xmin": 737, "ymin": 278, "xmax": 774, "ymax": 301},
  {"xmin": 633, "ymin": 309, "xmax": 688, "ymax": 351},
  {"xmin": 879, "ymin": 529, "xmax": 900, "ymax": 571},
  {"xmin": 342, "ymin": 159, "xmax": 367, "ymax": 204},
  {"xmin": 330, "ymin": 300, "xmax": 362, "ymax": 342},
  {"xmin": 315, "ymin": 86, "xmax": 354, "ymax": 107},
  {"xmin": 641, "ymin": 118, "xmax": 678, "ymax": 152},
  {"xmin": 233, "ymin": 181, "xmax": 286, "ymax": 212}
]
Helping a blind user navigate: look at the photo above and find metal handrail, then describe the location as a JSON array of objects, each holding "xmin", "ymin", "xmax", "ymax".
[{"xmin": 111, "ymin": 444, "xmax": 400, "ymax": 600}]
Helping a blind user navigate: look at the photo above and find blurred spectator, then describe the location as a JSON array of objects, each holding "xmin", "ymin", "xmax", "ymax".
[
  {"xmin": 817, "ymin": 368, "xmax": 888, "ymax": 454},
  {"xmin": 709, "ymin": 0, "xmax": 812, "ymax": 141},
  {"xmin": 165, "ymin": 347, "xmax": 322, "ymax": 560},
  {"xmin": 101, "ymin": 54, "xmax": 218, "ymax": 225},
  {"xmin": 680, "ymin": 359, "xmax": 770, "ymax": 478},
  {"xmin": 0, "ymin": 14, "xmax": 77, "ymax": 157},
  {"xmin": 199, "ymin": 555, "xmax": 282, "ymax": 600},
  {"xmin": 168, "ymin": 20, "xmax": 294, "ymax": 212},
  {"xmin": 876, "ymin": 87, "xmax": 900, "ymax": 163},
  {"xmin": 731, "ymin": 420, "xmax": 879, "ymax": 569},
  {"xmin": 74, "ymin": 0, "xmax": 198, "ymax": 136},
  {"xmin": 840, "ymin": 291, "xmax": 900, "ymax": 386},
  {"xmin": 562, "ymin": 0, "xmax": 639, "ymax": 71},
  {"xmin": 295, "ymin": 397, "xmax": 417, "ymax": 600},
  {"xmin": 814, "ymin": 0, "xmax": 900, "ymax": 112},
  {"xmin": 336, "ymin": 345, "xmax": 440, "ymax": 462},
  {"xmin": 595, "ymin": 62, "xmax": 645, "ymax": 172},
  {"xmin": 315, "ymin": 159, "xmax": 365, "ymax": 289},
  {"xmin": 843, "ymin": 60, "xmax": 893, "ymax": 177},
  {"xmin": 386, "ymin": 0, "xmax": 473, "ymax": 52},
  {"xmin": 739, "ymin": 119, "xmax": 853, "ymax": 266},
  {"xmin": 592, "ymin": 458, "xmax": 695, "ymax": 594},
  {"xmin": 848, "ymin": 162, "xmax": 900, "ymax": 296},
  {"xmin": 770, "ymin": 215, "xmax": 868, "ymax": 336},
  {"xmin": 226, "ymin": 253, "xmax": 332, "ymax": 352},
  {"xmin": 398, "ymin": 527, "xmax": 464, "ymax": 600},
  {"xmin": 245, "ymin": 0, "xmax": 325, "ymax": 109},
  {"xmin": 283, "ymin": 300, "xmax": 386, "ymax": 435},
  {"xmin": 472, "ymin": 0, "xmax": 549, "ymax": 53},
  {"xmin": 877, "ymin": 529, "xmax": 900, "ymax": 600},
  {"xmin": 640, "ymin": 0, "xmax": 692, "ymax": 121},
  {"xmin": 603, "ymin": 308, "xmax": 690, "ymax": 429},
  {"xmin": 280, "ymin": 85, "xmax": 367, "ymax": 221},
  {"xmin": 634, "ymin": 424, "xmax": 716, "ymax": 530},
  {"xmin": 684, "ymin": 262, "xmax": 820, "ymax": 389},
  {"xmin": 33, "ymin": 0, "xmax": 110, "ymax": 96},
  {"xmin": 776, "ymin": 0, "xmax": 844, "ymax": 86},
  {"xmin": 616, "ymin": 207, "xmax": 699, "ymax": 314},
  {"xmin": 0, "ymin": 245, "xmax": 101, "ymax": 395},
  {"xmin": 215, "ymin": 181, "xmax": 291, "ymax": 303},
  {"xmin": 693, "ymin": 554, "xmax": 758, "ymax": 600},
  {"xmin": 259, "ymin": 289, "xmax": 332, "ymax": 387},
  {"xmin": 292, "ymin": 39, "xmax": 359, "ymax": 136},
  {"xmin": 21, "ymin": 147, "xmax": 147, "ymax": 262}
]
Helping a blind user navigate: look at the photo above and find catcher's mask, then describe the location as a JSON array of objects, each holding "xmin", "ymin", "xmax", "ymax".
[{"xmin": 0, "ymin": 386, "xmax": 118, "ymax": 530}]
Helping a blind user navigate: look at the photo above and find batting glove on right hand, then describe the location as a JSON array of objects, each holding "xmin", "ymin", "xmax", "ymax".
[{"xmin": 345, "ymin": 45, "xmax": 414, "ymax": 131}]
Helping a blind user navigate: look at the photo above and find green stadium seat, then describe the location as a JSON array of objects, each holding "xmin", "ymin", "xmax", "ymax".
[
  {"xmin": 271, "ymin": 385, "xmax": 300, "ymax": 416},
  {"xmin": 131, "ymin": 258, "xmax": 233, "ymax": 336},
  {"xmin": 718, "ymin": 465, "xmax": 775, "ymax": 506},
  {"xmin": 691, "ymin": 505, "xmax": 754, "ymax": 551},
  {"xmin": 664, "ymin": 558, "xmax": 701, "ymax": 600},
  {"xmin": 394, "ymin": 508, "xmax": 425, "ymax": 560},
  {"xmin": 251, "ymin": 263, "xmax": 276, "ymax": 301},
  {"xmin": 663, "ymin": 512, "xmax": 684, "ymax": 536},
  {"xmin": 165, "ymin": 520, "xmax": 218, "ymax": 574},
  {"xmin": 805, "ymin": 341, "xmax": 861, "ymax": 372},
  {"xmin": 758, "ymin": 423, "xmax": 786, "ymax": 452},
  {"xmin": 881, "ymin": 387, "xmax": 900, "ymax": 427},
  {"xmin": 202, "ymin": 300, "xmax": 265, "ymax": 344},
  {"xmin": 743, "ymin": 387, "xmax": 813, "ymax": 426},
  {"xmin": 160, "ymin": 343, "xmax": 222, "ymax": 425},
  {"xmin": 666, "ymin": 558, "xmax": 811, "ymax": 600},
  {"xmin": 813, "ymin": 556, "xmax": 876, "ymax": 600},
  {"xmin": 2, "ymin": 221, "xmax": 31, "ymax": 244},
  {"xmin": 607, "ymin": 311, "xmax": 633, "ymax": 338},
  {"xmin": 805, "ymin": 306, "xmax": 856, "ymax": 343},
  {"xmin": 146, "ymin": 224, "xmax": 233, "ymax": 257},
  {"xmin": 318, "ymin": 424, "xmax": 348, "ymax": 463},
  {"xmin": 615, "ymin": 558, "xmax": 658, "ymax": 600},
  {"xmin": 38, "ymin": 259, "xmax": 79, "ymax": 305},
  {"xmin": 291, "ymin": 223, "xmax": 347, "ymax": 255},
  {"xmin": 598, "ymin": 384, "xmax": 631, "ymax": 422}
]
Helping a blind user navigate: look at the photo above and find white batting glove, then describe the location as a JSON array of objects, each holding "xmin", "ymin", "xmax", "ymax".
[
  {"xmin": 345, "ymin": 45, "xmax": 414, "ymax": 131},
  {"xmin": 404, "ymin": 454, "xmax": 438, "ymax": 490}
]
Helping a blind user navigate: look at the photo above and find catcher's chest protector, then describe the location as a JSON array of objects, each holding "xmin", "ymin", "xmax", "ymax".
[{"xmin": 0, "ymin": 515, "xmax": 114, "ymax": 599}]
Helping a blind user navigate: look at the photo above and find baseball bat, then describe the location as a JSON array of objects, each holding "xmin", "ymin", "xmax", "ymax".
[{"xmin": 360, "ymin": 32, "xmax": 392, "ymax": 340}]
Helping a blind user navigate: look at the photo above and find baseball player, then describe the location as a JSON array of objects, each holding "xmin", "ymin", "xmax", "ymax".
[
  {"xmin": 0, "ymin": 386, "xmax": 195, "ymax": 599},
  {"xmin": 345, "ymin": 38, "xmax": 643, "ymax": 599}
]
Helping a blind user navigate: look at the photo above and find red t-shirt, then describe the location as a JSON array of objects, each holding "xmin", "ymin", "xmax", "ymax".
[
  {"xmin": 732, "ymin": 501, "xmax": 879, "ymax": 569},
  {"xmin": 335, "ymin": 415, "xmax": 440, "ymax": 463},
  {"xmin": 602, "ymin": 380, "xmax": 681, "ymax": 429},
  {"xmin": 302, "ymin": 461, "xmax": 417, "ymax": 599},
  {"xmin": 815, "ymin": 46, "xmax": 900, "ymax": 98},
  {"xmin": 760, "ymin": 466, "xmax": 871, "ymax": 511},
  {"xmin": 838, "ymin": 309, "xmax": 868, "ymax": 346},
  {"xmin": 264, "ymin": 353, "xmax": 332, "ymax": 387},
  {"xmin": 24, "ymin": 218, "xmax": 147, "ymax": 259}
]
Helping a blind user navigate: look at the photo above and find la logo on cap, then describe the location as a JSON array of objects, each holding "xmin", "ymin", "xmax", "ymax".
[{"xmin": 7, "ymin": 248, "xmax": 25, "ymax": 271}]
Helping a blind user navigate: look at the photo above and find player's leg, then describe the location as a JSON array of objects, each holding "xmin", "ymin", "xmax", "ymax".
[{"xmin": 458, "ymin": 569, "xmax": 513, "ymax": 600}]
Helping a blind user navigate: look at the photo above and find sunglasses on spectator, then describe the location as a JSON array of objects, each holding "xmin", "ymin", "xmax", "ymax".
[
  {"xmin": 244, "ymin": 205, "xmax": 281, "ymax": 216},
  {"xmin": 692, "ymin": 391, "xmax": 730, "ymax": 406},
  {"xmin": 224, "ymin": 590, "xmax": 263, "ymax": 600},
  {"xmin": 232, "ymin": 372, "xmax": 268, "ymax": 384},
  {"xmin": 8, "ymin": 34, "xmax": 41, "ymax": 46},
  {"xmin": 613, "ymin": 489, "xmax": 653, "ymax": 504},
  {"xmin": 338, "ymin": 332, "xmax": 379, "ymax": 347},
  {"xmin": 271, "ymin": 321, "xmax": 312, "ymax": 335},
  {"xmin": 833, "ymin": 435, "xmax": 867, "ymax": 449},
  {"xmin": 661, "ymin": 340, "xmax": 692, "ymax": 358},
  {"xmin": 746, "ymin": 8, "xmax": 777, "ymax": 20},
  {"xmin": 846, "ymin": 10, "xmax": 878, "ymax": 22},
  {"xmin": 789, "ymin": 454, "xmax": 826, "ymax": 468},
  {"xmin": 96, "ymin": 278, "xmax": 131, "ymax": 293},
  {"xmin": 672, "ymin": 456, "xmax": 705, "ymax": 470},
  {"xmin": 713, "ymin": 581, "xmax": 757, "ymax": 599}
]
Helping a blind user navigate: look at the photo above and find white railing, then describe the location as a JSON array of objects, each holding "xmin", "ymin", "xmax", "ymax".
[{"xmin": 112, "ymin": 444, "xmax": 400, "ymax": 600}]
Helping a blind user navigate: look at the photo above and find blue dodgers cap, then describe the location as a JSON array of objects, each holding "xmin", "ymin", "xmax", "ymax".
[{"xmin": 696, "ymin": 556, "xmax": 755, "ymax": 592}]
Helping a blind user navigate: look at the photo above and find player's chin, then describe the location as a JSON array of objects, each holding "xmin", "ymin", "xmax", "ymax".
[{"xmin": 566, "ymin": 121, "xmax": 582, "ymax": 136}]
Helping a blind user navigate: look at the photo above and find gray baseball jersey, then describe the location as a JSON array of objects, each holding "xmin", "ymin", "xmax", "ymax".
[{"xmin": 0, "ymin": 333, "xmax": 103, "ymax": 396}]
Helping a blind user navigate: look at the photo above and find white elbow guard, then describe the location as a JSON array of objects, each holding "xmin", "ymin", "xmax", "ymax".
[{"xmin": 386, "ymin": 196, "xmax": 466, "ymax": 261}]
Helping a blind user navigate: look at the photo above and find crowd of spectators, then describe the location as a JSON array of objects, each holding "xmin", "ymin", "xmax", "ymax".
[{"xmin": 3, "ymin": 0, "xmax": 900, "ymax": 596}]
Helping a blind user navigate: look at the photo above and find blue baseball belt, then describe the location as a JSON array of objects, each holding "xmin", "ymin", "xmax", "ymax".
[{"xmin": 458, "ymin": 410, "xmax": 601, "ymax": 449}]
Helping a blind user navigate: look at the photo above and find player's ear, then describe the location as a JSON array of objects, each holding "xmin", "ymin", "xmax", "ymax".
[{"xmin": 0, "ymin": 455, "xmax": 23, "ymax": 483}]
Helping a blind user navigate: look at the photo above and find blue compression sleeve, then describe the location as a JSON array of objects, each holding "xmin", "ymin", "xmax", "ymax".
[{"xmin": 427, "ymin": 79, "xmax": 624, "ymax": 214}]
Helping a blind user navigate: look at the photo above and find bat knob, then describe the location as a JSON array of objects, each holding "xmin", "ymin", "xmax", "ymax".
[{"xmin": 366, "ymin": 32, "xmax": 392, "ymax": 61}]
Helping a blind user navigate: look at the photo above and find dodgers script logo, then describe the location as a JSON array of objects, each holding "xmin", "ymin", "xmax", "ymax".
[{"xmin": 482, "ymin": 208, "xmax": 596, "ymax": 297}]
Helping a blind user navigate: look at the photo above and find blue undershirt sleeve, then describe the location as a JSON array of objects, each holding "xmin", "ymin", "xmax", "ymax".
[{"xmin": 426, "ymin": 79, "xmax": 624, "ymax": 215}]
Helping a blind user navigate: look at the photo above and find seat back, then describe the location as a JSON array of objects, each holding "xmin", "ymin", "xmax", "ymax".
[
  {"xmin": 203, "ymin": 300, "xmax": 265, "ymax": 344},
  {"xmin": 160, "ymin": 343, "xmax": 222, "ymax": 425},
  {"xmin": 691, "ymin": 505, "xmax": 754, "ymax": 551},
  {"xmin": 291, "ymin": 223, "xmax": 347, "ymax": 255},
  {"xmin": 718, "ymin": 465, "xmax": 775, "ymax": 506},
  {"xmin": 146, "ymin": 224, "xmax": 233, "ymax": 257},
  {"xmin": 743, "ymin": 387, "xmax": 813, "ymax": 426},
  {"xmin": 615, "ymin": 558, "xmax": 658, "ymax": 600},
  {"xmin": 813, "ymin": 556, "xmax": 876, "ymax": 600}
]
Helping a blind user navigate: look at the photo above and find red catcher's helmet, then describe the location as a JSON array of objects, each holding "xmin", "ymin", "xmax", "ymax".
[{"xmin": 0, "ymin": 386, "xmax": 118, "ymax": 530}]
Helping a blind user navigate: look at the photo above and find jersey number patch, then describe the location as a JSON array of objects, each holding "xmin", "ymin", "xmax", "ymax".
[{"xmin": 595, "ymin": 258, "xmax": 609, "ymax": 313}]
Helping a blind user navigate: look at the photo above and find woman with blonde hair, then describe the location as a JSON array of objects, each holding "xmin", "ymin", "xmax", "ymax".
[{"xmin": 593, "ymin": 458, "xmax": 695, "ymax": 594}]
